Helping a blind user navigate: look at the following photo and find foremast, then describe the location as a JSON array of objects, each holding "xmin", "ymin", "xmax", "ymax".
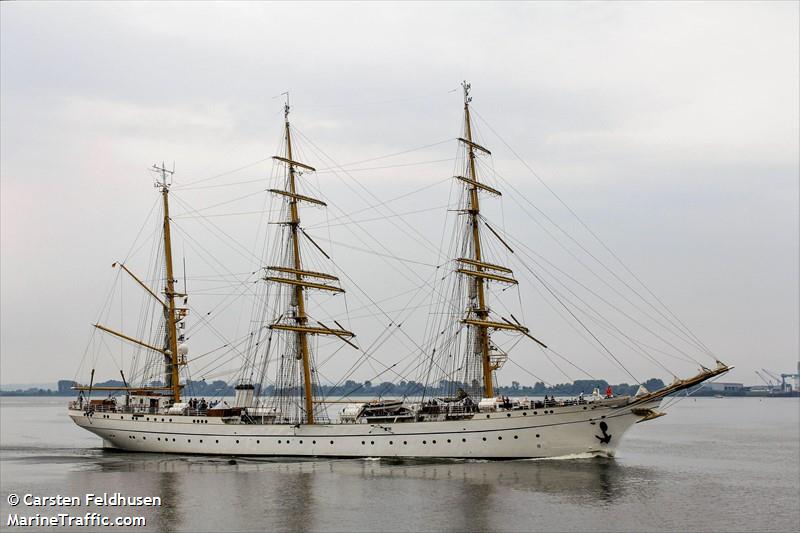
[
  {"xmin": 266, "ymin": 98, "xmax": 355, "ymax": 425},
  {"xmin": 456, "ymin": 82, "xmax": 539, "ymax": 398}
]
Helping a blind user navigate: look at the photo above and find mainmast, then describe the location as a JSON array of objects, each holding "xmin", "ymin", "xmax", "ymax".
[
  {"xmin": 154, "ymin": 163, "xmax": 183, "ymax": 404},
  {"xmin": 284, "ymin": 100, "xmax": 314, "ymax": 424},
  {"xmin": 266, "ymin": 97, "xmax": 355, "ymax": 425},
  {"xmin": 456, "ymin": 82, "xmax": 541, "ymax": 399},
  {"xmin": 463, "ymin": 83, "xmax": 493, "ymax": 397}
]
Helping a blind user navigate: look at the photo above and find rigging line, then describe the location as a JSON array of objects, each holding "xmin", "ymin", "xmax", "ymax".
[
  {"xmin": 315, "ymin": 158, "xmax": 456, "ymax": 175},
  {"xmin": 292, "ymin": 127, "xmax": 447, "ymax": 261},
  {"xmin": 488, "ymin": 217, "xmax": 703, "ymax": 367},
  {"xmin": 538, "ymin": 345, "xmax": 573, "ymax": 382},
  {"xmin": 174, "ymin": 178, "xmax": 266, "ymax": 191},
  {"xmin": 517, "ymin": 258, "xmax": 641, "ymax": 384},
  {"xmin": 281, "ymin": 151, "xmax": 461, "ymax": 326},
  {"xmin": 122, "ymin": 197, "xmax": 160, "ymax": 263},
  {"xmin": 510, "ymin": 251, "xmax": 668, "ymax": 376},
  {"xmin": 171, "ymin": 196, "xmax": 264, "ymax": 264},
  {"xmin": 485, "ymin": 173, "xmax": 710, "ymax": 361},
  {"xmin": 309, "ymin": 176, "xmax": 452, "ymax": 227},
  {"xmin": 310, "ymin": 235, "xmax": 440, "ymax": 267},
  {"xmin": 503, "ymin": 359, "xmax": 552, "ymax": 390},
  {"xmin": 345, "ymin": 284, "xmax": 444, "ymax": 383},
  {"xmin": 172, "ymin": 208, "xmax": 281, "ymax": 219},
  {"xmin": 171, "ymin": 189, "xmax": 265, "ymax": 216},
  {"xmin": 301, "ymin": 88, "xmax": 458, "ymax": 109},
  {"xmin": 171, "ymin": 232, "xmax": 265, "ymax": 338},
  {"xmin": 313, "ymin": 138, "xmax": 456, "ymax": 170},
  {"xmin": 305, "ymin": 204, "xmax": 451, "ymax": 229},
  {"xmin": 171, "ymin": 157, "xmax": 273, "ymax": 189},
  {"xmin": 544, "ymin": 346, "xmax": 597, "ymax": 380},
  {"xmin": 325, "ymin": 270, "xmax": 454, "ymax": 395},
  {"xmin": 472, "ymin": 109, "xmax": 716, "ymax": 360},
  {"xmin": 572, "ymin": 306, "xmax": 690, "ymax": 371}
]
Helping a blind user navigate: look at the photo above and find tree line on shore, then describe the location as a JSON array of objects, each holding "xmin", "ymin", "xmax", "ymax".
[{"xmin": 1, "ymin": 377, "xmax": 666, "ymax": 398}]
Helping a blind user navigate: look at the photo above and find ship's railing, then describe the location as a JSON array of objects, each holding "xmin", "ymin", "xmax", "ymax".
[{"xmin": 67, "ymin": 401, "xmax": 212, "ymax": 417}]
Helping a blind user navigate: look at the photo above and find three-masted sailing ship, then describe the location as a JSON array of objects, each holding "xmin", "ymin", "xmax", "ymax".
[{"xmin": 69, "ymin": 83, "xmax": 730, "ymax": 458}]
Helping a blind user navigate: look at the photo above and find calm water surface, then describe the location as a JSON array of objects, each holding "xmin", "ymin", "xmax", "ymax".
[{"xmin": 0, "ymin": 396, "xmax": 798, "ymax": 532}]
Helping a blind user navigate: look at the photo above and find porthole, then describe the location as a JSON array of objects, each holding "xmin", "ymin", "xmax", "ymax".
[
  {"xmin": 236, "ymin": 440, "xmax": 239, "ymax": 444},
  {"xmin": 172, "ymin": 438, "xmax": 175, "ymax": 442},
  {"xmin": 121, "ymin": 416, "xmax": 124, "ymax": 420},
  {"xmin": 537, "ymin": 444, "xmax": 541, "ymax": 448},
  {"xmin": 287, "ymin": 440, "xmax": 291, "ymax": 444},
  {"xmin": 215, "ymin": 440, "xmax": 219, "ymax": 443},
  {"xmin": 536, "ymin": 434, "xmax": 540, "ymax": 438},
  {"xmin": 422, "ymin": 440, "xmax": 427, "ymax": 444},
  {"xmin": 583, "ymin": 406, "xmax": 587, "ymax": 410},
  {"xmin": 256, "ymin": 440, "xmax": 260, "ymax": 444},
  {"xmin": 278, "ymin": 440, "xmax": 282, "ymax": 444},
  {"xmin": 299, "ymin": 440, "xmax": 303, "ymax": 444},
  {"xmin": 329, "ymin": 440, "xmax": 334, "ymax": 445},
  {"xmin": 514, "ymin": 435, "xmax": 518, "ymax": 439},
  {"xmin": 200, "ymin": 440, "xmax": 203, "ymax": 443},
  {"xmin": 523, "ymin": 412, "xmax": 527, "ymax": 416},
  {"xmin": 486, "ymin": 414, "xmax": 490, "ymax": 419},
  {"xmin": 143, "ymin": 437, "xmax": 146, "ymax": 440},
  {"xmin": 370, "ymin": 441, "xmax": 374, "ymax": 445},
  {"xmin": 482, "ymin": 437, "xmax": 487, "ymax": 441},
  {"xmin": 188, "ymin": 439, "xmax": 191, "ymax": 443},
  {"xmin": 498, "ymin": 436, "xmax": 502, "ymax": 440},
  {"xmin": 162, "ymin": 418, "xmax": 165, "ymax": 422},
  {"xmin": 533, "ymin": 411, "xmax": 537, "ymax": 415},
  {"xmin": 462, "ymin": 438, "xmax": 466, "ymax": 442},
  {"xmin": 506, "ymin": 413, "xmax": 511, "ymax": 418},
  {"xmin": 157, "ymin": 437, "xmax": 161, "ymax": 441},
  {"xmin": 403, "ymin": 441, "xmax": 407, "ymax": 445},
  {"xmin": 389, "ymin": 441, "xmax": 393, "ymax": 445},
  {"xmin": 169, "ymin": 418, "xmax": 173, "ymax": 422},
  {"xmin": 312, "ymin": 440, "xmax": 316, "ymax": 444},
  {"xmin": 447, "ymin": 439, "xmax": 451, "ymax": 443},
  {"xmin": 361, "ymin": 441, "xmax": 365, "ymax": 445},
  {"xmin": 601, "ymin": 415, "xmax": 606, "ymax": 419},
  {"xmin": 432, "ymin": 440, "xmax": 436, "ymax": 444}
]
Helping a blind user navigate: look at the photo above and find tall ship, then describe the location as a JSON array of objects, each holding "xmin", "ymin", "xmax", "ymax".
[{"xmin": 68, "ymin": 83, "xmax": 730, "ymax": 458}]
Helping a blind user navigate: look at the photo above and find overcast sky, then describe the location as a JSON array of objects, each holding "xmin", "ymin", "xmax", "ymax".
[{"xmin": 1, "ymin": 2, "xmax": 798, "ymax": 388}]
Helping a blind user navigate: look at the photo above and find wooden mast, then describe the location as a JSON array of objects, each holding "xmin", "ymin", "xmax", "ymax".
[
  {"xmin": 154, "ymin": 163, "xmax": 182, "ymax": 404},
  {"xmin": 284, "ymin": 99, "xmax": 315, "ymax": 425},
  {"xmin": 461, "ymin": 82, "xmax": 495, "ymax": 398},
  {"xmin": 264, "ymin": 97, "xmax": 356, "ymax": 424},
  {"xmin": 455, "ymin": 82, "xmax": 535, "ymax": 398}
]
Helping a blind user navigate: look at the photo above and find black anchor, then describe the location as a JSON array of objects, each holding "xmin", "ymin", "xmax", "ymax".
[{"xmin": 595, "ymin": 421, "xmax": 612, "ymax": 444}]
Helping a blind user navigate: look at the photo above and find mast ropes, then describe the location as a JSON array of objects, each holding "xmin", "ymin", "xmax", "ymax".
[
  {"xmin": 264, "ymin": 96, "xmax": 355, "ymax": 425},
  {"xmin": 452, "ymin": 81, "xmax": 533, "ymax": 399},
  {"xmin": 153, "ymin": 162, "xmax": 186, "ymax": 404}
]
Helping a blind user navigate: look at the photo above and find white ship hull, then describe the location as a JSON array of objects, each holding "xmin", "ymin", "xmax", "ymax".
[{"xmin": 69, "ymin": 398, "xmax": 660, "ymax": 459}]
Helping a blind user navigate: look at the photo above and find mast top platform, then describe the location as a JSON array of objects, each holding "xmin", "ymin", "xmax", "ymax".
[
  {"xmin": 151, "ymin": 162, "xmax": 174, "ymax": 191},
  {"xmin": 462, "ymin": 80, "xmax": 472, "ymax": 105}
]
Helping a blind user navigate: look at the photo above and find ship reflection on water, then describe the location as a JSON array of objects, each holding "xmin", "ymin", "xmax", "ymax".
[{"xmin": 61, "ymin": 451, "xmax": 651, "ymax": 531}]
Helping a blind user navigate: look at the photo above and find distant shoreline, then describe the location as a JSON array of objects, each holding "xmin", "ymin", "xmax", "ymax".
[{"xmin": 1, "ymin": 376, "xmax": 797, "ymax": 398}]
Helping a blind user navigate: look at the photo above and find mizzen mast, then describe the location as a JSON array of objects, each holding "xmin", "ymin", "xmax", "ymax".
[
  {"xmin": 266, "ymin": 97, "xmax": 355, "ymax": 425},
  {"xmin": 154, "ymin": 163, "xmax": 184, "ymax": 404}
]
